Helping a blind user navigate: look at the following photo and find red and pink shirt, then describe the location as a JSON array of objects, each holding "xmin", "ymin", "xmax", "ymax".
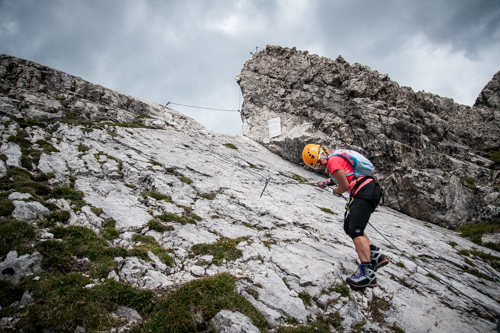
[{"xmin": 327, "ymin": 156, "xmax": 373, "ymax": 196}]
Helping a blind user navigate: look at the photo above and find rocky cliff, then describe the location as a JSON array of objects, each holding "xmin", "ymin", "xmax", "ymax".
[
  {"xmin": 237, "ymin": 45, "xmax": 500, "ymax": 228},
  {"xmin": 0, "ymin": 54, "xmax": 499, "ymax": 332}
]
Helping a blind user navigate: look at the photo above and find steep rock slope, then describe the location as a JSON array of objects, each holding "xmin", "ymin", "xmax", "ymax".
[
  {"xmin": 0, "ymin": 54, "xmax": 499, "ymax": 332},
  {"xmin": 236, "ymin": 45, "xmax": 500, "ymax": 228}
]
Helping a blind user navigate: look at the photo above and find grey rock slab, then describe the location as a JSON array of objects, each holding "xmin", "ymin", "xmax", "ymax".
[
  {"xmin": 11, "ymin": 200, "xmax": 50, "ymax": 221},
  {"xmin": 0, "ymin": 159, "xmax": 6, "ymax": 177},
  {"xmin": 210, "ymin": 310, "xmax": 260, "ymax": 333},
  {"xmin": 107, "ymin": 270, "xmax": 120, "ymax": 281},
  {"xmin": 190, "ymin": 265, "xmax": 205, "ymax": 277},
  {"xmin": 116, "ymin": 306, "xmax": 142, "ymax": 323},
  {"xmin": 160, "ymin": 224, "xmax": 219, "ymax": 249},
  {"xmin": 147, "ymin": 251, "xmax": 169, "ymax": 274},
  {"xmin": 37, "ymin": 152, "xmax": 70, "ymax": 177},
  {"xmin": 76, "ymin": 178, "xmax": 151, "ymax": 232},
  {"xmin": 337, "ymin": 301, "xmax": 365, "ymax": 329},
  {"xmin": 143, "ymin": 270, "xmax": 173, "ymax": 289},
  {"xmin": 8, "ymin": 192, "xmax": 32, "ymax": 200},
  {"xmin": 0, "ymin": 251, "xmax": 43, "ymax": 284},
  {"xmin": 19, "ymin": 290, "xmax": 33, "ymax": 306},
  {"xmin": 269, "ymin": 244, "xmax": 337, "ymax": 287},
  {"xmin": 0, "ymin": 142, "xmax": 22, "ymax": 167},
  {"xmin": 251, "ymin": 269, "xmax": 308, "ymax": 323}
]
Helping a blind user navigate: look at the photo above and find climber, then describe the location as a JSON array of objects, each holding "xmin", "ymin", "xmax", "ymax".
[{"xmin": 302, "ymin": 144, "xmax": 388, "ymax": 288}]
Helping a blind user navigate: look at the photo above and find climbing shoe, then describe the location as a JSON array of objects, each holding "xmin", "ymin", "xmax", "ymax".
[
  {"xmin": 370, "ymin": 245, "xmax": 389, "ymax": 271},
  {"xmin": 346, "ymin": 263, "xmax": 377, "ymax": 288}
]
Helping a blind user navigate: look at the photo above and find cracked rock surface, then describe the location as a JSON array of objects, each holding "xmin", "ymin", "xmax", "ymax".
[{"xmin": 0, "ymin": 53, "xmax": 499, "ymax": 332}]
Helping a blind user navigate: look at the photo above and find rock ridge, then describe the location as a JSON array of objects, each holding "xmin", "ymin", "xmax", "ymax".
[{"xmin": 236, "ymin": 45, "xmax": 500, "ymax": 227}]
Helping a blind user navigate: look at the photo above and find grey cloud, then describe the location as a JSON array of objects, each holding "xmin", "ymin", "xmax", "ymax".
[{"xmin": 1, "ymin": 0, "xmax": 499, "ymax": 135}]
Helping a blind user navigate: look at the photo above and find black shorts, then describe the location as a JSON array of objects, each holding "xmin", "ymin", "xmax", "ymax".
[{"xmin": 343, "ymin": 181, "xmax": 381, "ymax": 239}]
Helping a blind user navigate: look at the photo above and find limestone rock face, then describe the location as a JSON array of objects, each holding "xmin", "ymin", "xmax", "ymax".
[
  {"xmin": 236, "ymin": 45, "xmax": 500, "ymax": 227},
  {"xmin": 0, "ymin": 54, "xmax": 499, "ymax": 332},
  {"xmin": 0, "ymin": 54, "xmax": 204, "ymax": 131}
]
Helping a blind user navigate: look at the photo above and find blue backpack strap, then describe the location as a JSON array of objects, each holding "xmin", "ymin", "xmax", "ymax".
[{"xmin": 329, "ymin": 150, "xmax": 357, "ymax": 182}]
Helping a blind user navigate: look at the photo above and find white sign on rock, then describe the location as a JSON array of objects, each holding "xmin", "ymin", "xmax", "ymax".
[{"xmin": 268, "ymin": 117, "xmax": 281, "ymax": 138}]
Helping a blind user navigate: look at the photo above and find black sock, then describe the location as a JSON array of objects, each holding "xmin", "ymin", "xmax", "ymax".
[
  {"xmin": 361, "ymin": 262, "xmax": 371, "ymax": 265},
  {"xmin": 370, "ymin": 245, "xmax": 377, "ymax": 251}
]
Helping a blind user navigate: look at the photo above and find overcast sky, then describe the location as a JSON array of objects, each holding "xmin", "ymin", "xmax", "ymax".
[{"xmin": 1, "ymin": 0, "xmax": 499, "ymax": 135}]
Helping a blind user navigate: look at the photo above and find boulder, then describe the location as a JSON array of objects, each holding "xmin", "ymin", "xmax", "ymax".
[
  {"xmin": 0, "ymin": 251, "xmax": 43, "ymax": 284},
  {"xmin": 210, "ymin": 310, "xmax": 260, "ymax": 333},
  {"xmin": 11, "ymin": 200, "xmax": 50, "ymax": 221}
]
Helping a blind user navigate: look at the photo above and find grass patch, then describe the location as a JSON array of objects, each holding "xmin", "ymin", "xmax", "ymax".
[
  {"xmin": 223, "ymin": 143, "xmax": 238, "ymax": 150},
  {"xmin": 262, "ymin": 241, "xmax": 273, "ymax": 249},
  {"xmin": 464, "ymin": 267, "xmax": 495, "ymax": 281},
  {"xmin": 102, "ymin": 218, "xmax": 119, "ymax": 240},
  {"xmin": 36, "ymin": 225, "xmax": 127, "ymax": 278},
  {"xmin": 50, "ymin": 187, "xmax": 85, "ymax": 208},
  {"xmin": 426, "ymin": 273, "xmax": 440, "ymax": 282},
  {"xmin": 368, "ymin": 294, "xmax": 390, "ymax": 323},
  {"xmin": 16, "ymin": 118, "xmax": 47, "ymax": 129},
  {"xmin": 78, "ymin": 144, "xmax": 90, "ymax": 153},
  {"xmin": 0, "ymin": 279, "xmax": 25, "ymax": 311},
  {"xmin": 191, "ymin": 237, "xmax": 247, "ymax": 266},
  {"xmin": 35, "ymin": 139, "xmax": 59, "ymax": 154},
  {"xmin": 0, "ymin": 218, "xmax": 37, "ymax": 257},
  {"xmin": 469, "ymin": 249, "xmax": 500, "ymax": 272},
  {"xmin": 141, "ymin": 273, "xmax": 268, "ymax": 332},
  {"xmin": 0, "ymin": 196, "xmax": 15, "ymax": 216},
  {"xmin": 246, "ymin": 288, "xmax": 259, "ymax": 299},
  {"xmin": 43, "ymin": 210, "xmax": 71, "ymax": 227},
  {"xmin": 15, "ymin": 274, "xmax": 153, "ymax": 333},
  {"xmin": 7, "ymin": 129, "xmax": 31, "ymax": 151},
  {"xmin": 391, "ymin": 325, "xmax": 406, "ymax": 333},
  {"xmin": 179, "ymin": 176, "xmax": 193, "ymax": 184},
  {"xmin": 158, "ymin": 213, "xmax": 198, "ymax": 225},
  {"xmin": 326, "ymin": 282, "xmax": 350, "ymax": 298},
  {"xmin": 146, "ymin": 219, "xmax": 175, "ymax": 232},
  {"xmin": 319, "ymin": 207, "xmax": 336, "ymax": 215},
  {"xmin": 91, "ymin": 207, "xmax": 103, "ymax": 216},
  {"xmin": 481, "ymin": 146, "xmax": 500, "ymax": 168},
  {"xmin": 141, "ymin": 191, "xmax": 172, "ymax": 202},
  {"xmin": 459, "ymin": 249, "xmax": 470, "ymax": 256},
  {"xmin": 199, "ymin": 193, "xmax": 216, "ymax": 200},
  {"xmin": 278, "ymin": 312, "xmax": 343, "ymax": 333},
  {"xmin": 297, "ymin": 291, "xmax": 312, "ymax": 307},
  {"xmin": 149, "ymin": 160, "xmax": 163, "ymax": 167},
  {"xmin": 292, "ymin": 174, "xmax": 308, "ymax": 183},
  {"xmin": 459, "ymin": 177, "xmax": 477, "ymax": 194},
  {"xmin": 458, "ymin": 223, "xmax": 500, "ymax": 248},
  {"xmin": 129, "ymin": 234, "xmax": 174, "ymax": 267},
  {"xmin": 0, "ymin": 168, "xmax": 53, "ymax": 196},
  {"xmin": 277, "ymin": 321, "xmax": 331, "ymax": 333}
]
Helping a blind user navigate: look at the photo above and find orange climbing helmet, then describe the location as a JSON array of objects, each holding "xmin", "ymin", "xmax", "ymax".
[{"xmin": 302, "ymin": 144, "xmax": 322, "ymax": 168}]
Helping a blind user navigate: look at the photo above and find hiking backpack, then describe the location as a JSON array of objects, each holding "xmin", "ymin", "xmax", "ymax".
[{"xmin": 328, "ymin": 148, "xmax": 375, "ymax": 179}]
